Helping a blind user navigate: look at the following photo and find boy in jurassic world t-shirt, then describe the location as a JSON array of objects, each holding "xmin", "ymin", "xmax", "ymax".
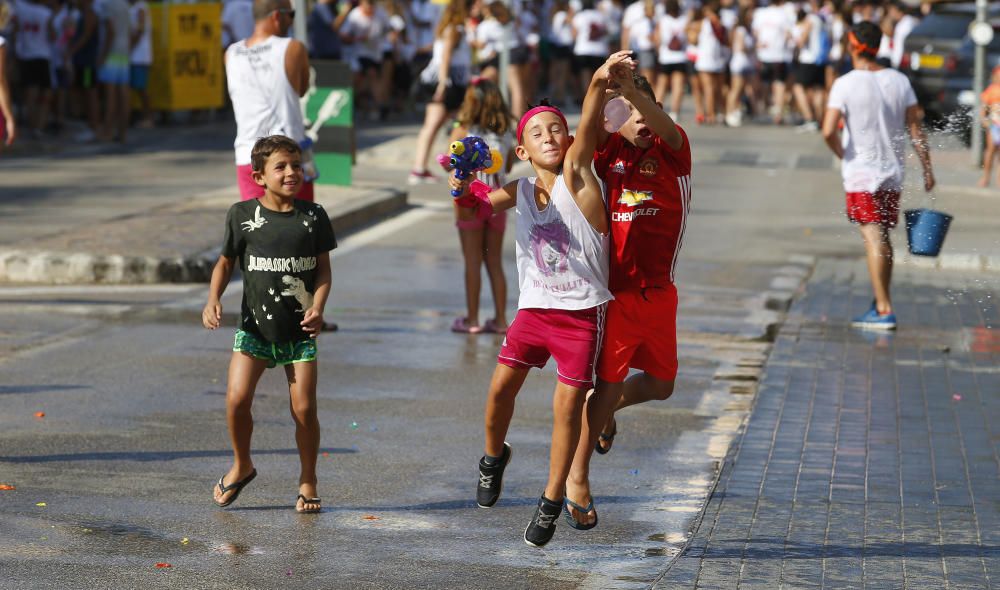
[
  {"xmin": 202, "ymin": 135, "xmax": 336, "ymax": 515},
  {"xmin": 565, "ymin": 69, "xmax": 692, "ymax": 529}
]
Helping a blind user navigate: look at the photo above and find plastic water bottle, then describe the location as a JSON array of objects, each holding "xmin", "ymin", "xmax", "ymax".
[
  {"xmin": 603, "ymin": 97, "xmax": 630, "ymax": 133},
  {"xmin": 299, "ymin": 138, "xmax": 319, "ymax": 183}
]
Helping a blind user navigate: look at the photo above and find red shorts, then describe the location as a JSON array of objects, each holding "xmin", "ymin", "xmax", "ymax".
[
  {"xmin": 456, "ymin": 209, "xmax": 507, "ymax": 232},
  {"xmin": 597, "ymin": 285, "xmax": 679, "ymax": 383},
  {"xmin": 236, "ymin": 164, "xmax": 314, "ymax": 202},
  {"xmin": 498, "ymin": 305, "xmax": 606, "ymax": 388},
  {"xmin": 845, "ymin": 188, "xmax": 900, "ymax": 228}
]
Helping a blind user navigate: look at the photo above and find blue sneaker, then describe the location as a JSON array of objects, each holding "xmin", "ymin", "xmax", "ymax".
[{"xmin": 851, "ymin": 307, "xmax": 897, "ymax": 330}]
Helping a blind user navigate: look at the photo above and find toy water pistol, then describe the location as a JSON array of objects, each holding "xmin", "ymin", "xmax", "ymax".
[{"xmin": 438, "ymin": 136, "xmax": 504, "ymax": 197}]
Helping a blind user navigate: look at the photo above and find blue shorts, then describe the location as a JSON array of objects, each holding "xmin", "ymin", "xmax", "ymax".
[
  {"xmin": 98, "ymin": 54, "xmax": 130, "ymax": 85},
  {"xmin": 232, "ymin": 330, "xmax": 317, "ymax": 368},
  {"xmin": 130, "ymin": 65, "xmax": 150, "ymax": 90}
]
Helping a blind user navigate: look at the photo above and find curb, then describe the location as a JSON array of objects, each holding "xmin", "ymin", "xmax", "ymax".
[
  {"xmin": 893, "ymin": 249, "xmax": 1000, "ymax": 273},
  {"xmin": 0, "ymin": 187, "xmax": 408, "ymax": 285}
]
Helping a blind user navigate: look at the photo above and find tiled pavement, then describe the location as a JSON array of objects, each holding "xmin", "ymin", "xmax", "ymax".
[{"xmin": 656, "ymin": 258, "xmax": 1000, "ymax": 589}]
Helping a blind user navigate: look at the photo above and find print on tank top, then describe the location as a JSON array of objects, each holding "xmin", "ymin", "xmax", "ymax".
[{"xmin": 529, "ymin": 221, "xmax": 571, "ymax": 279}]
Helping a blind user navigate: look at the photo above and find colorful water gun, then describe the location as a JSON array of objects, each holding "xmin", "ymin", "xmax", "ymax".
[{"xmin": 439, "ymin": 136, "xmax": 504, "ymax": 197}]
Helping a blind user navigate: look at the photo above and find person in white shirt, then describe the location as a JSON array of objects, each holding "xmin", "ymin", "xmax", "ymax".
[
  {"xmin": 725, "ymin": 5, "xmax": 755, "ymax": 127},
  {"xmin": 226, "ymin": 0, "xmax": 314, "ymax": 202},
  {"xmin": 340, "ymin": 0, "xmax": 391, "ymax": 120},
  {"xmin": 624, "ymin": 0, "xmax": 658, "ymax": 88},
  {"xmin": 821, "ymin": 22, "xmax": 934, "ymax": 331},
  {"xmin": 128, "ymin": 0, "xmax": 152, "ymax": 128},
  {"xmin": 12, "ymin": 0, "xmax": 55, "ymax": 137},
  {"xmin": 886, "ymin": 1, "xmax": 918, "ymax": 70},
  {"xmin": 473, "ymin": 0, "xmax": 529, "ymax": 117},
  {"xmin": 695, "ymin": 0, "xmax": 726, "ymax": 125},
  {"xmin": 654, "ymin": 0, "xmax": 687, "ymax": 119},
  {"xmin": 791, "ymin": 4, "xmax": 829, "ymax": 132},
  {"xmin": 571, "ymin": 0, "xmax": 609, "ymax": 101},
  {"xmin": 547, "ymin": 0, "xmax": 574, "ymax": 107},
  {"xmin": 752, "ymin": 0, "xmax": 793, "ymax": 124}
]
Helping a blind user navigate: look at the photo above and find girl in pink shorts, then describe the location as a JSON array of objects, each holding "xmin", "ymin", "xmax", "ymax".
[
  {"xmin": 446, "ymin": 79, "xmax": 516, "ymax": 334},
  {"xmin": 451, "ymin": 51, "xmax": 633, "ymax": 547}
]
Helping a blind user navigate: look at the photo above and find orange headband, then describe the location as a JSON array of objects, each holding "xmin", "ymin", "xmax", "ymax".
[{"xmin": 848, "ymin": 31, "xmax": 878, "ymax": 57}]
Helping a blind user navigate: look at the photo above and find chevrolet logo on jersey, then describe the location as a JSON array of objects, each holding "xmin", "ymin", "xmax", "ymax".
[{"xmin": 618, "ymin": 189, "xmax": 654, "ymax": 207}]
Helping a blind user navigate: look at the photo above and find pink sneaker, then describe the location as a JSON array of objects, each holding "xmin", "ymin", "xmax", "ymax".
[{"xmin": 407, "ymin": 170, "xmax": 440, "ymax": 185}]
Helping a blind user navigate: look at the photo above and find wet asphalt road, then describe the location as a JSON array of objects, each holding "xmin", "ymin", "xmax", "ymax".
[{"xmin": 0, "ymin": 118, "xmax": 873, "ymax": 588}]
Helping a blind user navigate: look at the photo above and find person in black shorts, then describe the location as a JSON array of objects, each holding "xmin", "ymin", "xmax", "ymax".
[{"xmin": 66, "ymin": 0, "xmax": 101, "ymax": 141}]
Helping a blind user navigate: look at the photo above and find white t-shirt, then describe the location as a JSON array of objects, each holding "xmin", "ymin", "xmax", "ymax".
[
  {"xmin": 891, "ymin": 14, "xmax": 918, "ymax": 69},
  {"xmin": 796, "ymin": 13, "xmax": 826, "ymax": 65},
  {"xmin": 753, "ymin": 4, "xmax": 793, "ymax": 63},
  {"xmin": 628, "ymin": 14, "xmax": 656, "ymax": 52},
  {"xmin": 514, "ymin": 174, "xmax": 612, "ymax": 311},
  {"xmin": 342, "ymin": 6, "xmax": 391, "ymax": 61},
  {"xmin": 129, "ymin": 0, "xmax": 152, "ymax": 65},
  {"xmin": 695, "ymin": 18, "xmax": 724, "ymax": 73},
  {"xmin": 550, "ymin": 10, "xmax": 574, "ymax": 47},
  {"xmin": 13, "ymin": 0, "xmax": 53, "ymax": 60},
  {"xmin": 572, "ymin": 9, "xmax": 610, "ymax": 57},
  {"xmin": 657, "ymin": 14, "xmax": 687, "ymax": 65},
  {"xmin": 221, "ymin": 0, "xmax": 254, "ymax": 48},
  {"xmin": 476, "ymin": 18, "xmax": 521, "ymax": 61},
  {"xmin": 827, "ymin": 68, "xmax": 918, "ymax": 193},
  {"xmin": 51, "ymin": 5, "xmax": 78, "ymax": 67}
]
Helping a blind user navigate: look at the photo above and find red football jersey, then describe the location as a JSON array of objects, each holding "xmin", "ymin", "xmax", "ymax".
[{"xmin": 594, "ymin": 126, "xmax": 692, "ymax": 292}]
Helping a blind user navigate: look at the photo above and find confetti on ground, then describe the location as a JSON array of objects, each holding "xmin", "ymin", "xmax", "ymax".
[
  {"xmin": 181, "ymin": 538, "xmax": 189, "ymax": 545},
  {"xmin": 35, "ymin": 502, "xmax": 46, "ymax": 507},
  {"xmin": 0, "ymin": 484, "xmax": 15, "ymax": 491},
  {"xmin": 803, "ymin": 228, "xmax": 813, "ymax": 236},
  {"xmin": 953, "ymin": 394, "xmax": 963, "ymax": 401},
  {"xmin": 34, "ymin": 412, "xmax": 45, "ymax": 418},
  {"xmin": 350, "ymin": 422, "xmax": 359, "ymax": 429},
  {"xmin": 629, "ymin": 469, "xmax": 640, "ymax": 476},
  {"xmin": 155, "ymin": 563, "xmax": 172, "ymax": 569},
  {"xmin": 321, "ymin": 452, "xmax": 329, "ymax": 457},
  {"xmin": 286, "ymin": 569, "xmax": 293, "ymax": 576},
  {"xmin": 362, "ymin": 515, "xmax": 380, "ymax": 521}
]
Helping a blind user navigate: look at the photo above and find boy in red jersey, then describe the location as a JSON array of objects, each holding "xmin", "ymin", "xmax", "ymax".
[{"xmin": 563, "ymin": 68, "xmax": 691, "ymax": 529}]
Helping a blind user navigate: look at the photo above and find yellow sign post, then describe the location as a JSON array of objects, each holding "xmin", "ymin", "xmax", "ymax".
[{"xmin": 148, "ymin": 2, "xmax": 224, "ymax": 111}]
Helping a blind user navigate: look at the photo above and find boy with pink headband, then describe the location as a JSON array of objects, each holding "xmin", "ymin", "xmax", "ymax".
[{"xmin": 450, "ymin": 51, "xmax": 635, "ymax": 547}]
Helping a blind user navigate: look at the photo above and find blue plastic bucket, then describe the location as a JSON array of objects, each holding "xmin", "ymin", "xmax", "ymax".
[{"xmin": 904, "ymin": 208, "xmax": 953, "ymax": 257}]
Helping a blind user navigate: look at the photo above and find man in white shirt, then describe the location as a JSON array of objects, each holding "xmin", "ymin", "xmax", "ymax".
[
  {"xmin": 752, "ymin": 0, "xmax": 794, "ymax": 124},
  {"xmin": 821, "ymin": 22, "xmax": 935, "ymax": 331}
]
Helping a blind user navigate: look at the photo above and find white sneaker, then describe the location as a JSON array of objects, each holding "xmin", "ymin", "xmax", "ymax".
[
  {"xmin": 795, "ymin": 121, "xmax": 819, "ymax": 133},
  {"xmin": 725, "ymin": 111, "xmax": 742, "ymax": 127}
]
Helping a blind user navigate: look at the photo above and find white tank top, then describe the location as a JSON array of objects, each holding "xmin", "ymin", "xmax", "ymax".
[
  {"xmin": 419, "ymin": 24, "xmax": 471, "ymax": 85},
  {"xmin": 226, "ymin": 36, "xmax": 305, "ymax": 166},
  {"xmin": 514, "ymin": 175, "xmax": 612, "ymax": 311}
]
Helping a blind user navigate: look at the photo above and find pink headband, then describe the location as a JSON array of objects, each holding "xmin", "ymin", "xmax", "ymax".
[{"xmin": 516, "ymin": 106, "xmax": 569, "ymax": 143}]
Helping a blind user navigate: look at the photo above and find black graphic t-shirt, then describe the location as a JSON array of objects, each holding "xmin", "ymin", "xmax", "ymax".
[{"xmin": 221, "ymin": 199, "xmax": 337, "ymax": 343}]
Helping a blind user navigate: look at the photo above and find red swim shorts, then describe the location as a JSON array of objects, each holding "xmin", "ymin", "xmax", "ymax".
[
  {"xmin": 236, "ymin": 164, "xmax": 314, "ymax": 202},
  {"xmin": 845, "ymin": 188, "xmax": 900, "ymax": 228},
  {"xmin": 597, "ymin": 285, "xmax": 679, "ymax": 383},
  {"xmin": 498, "ymin": 305, "xmax": 607, "ymax": 388},
  {"xmin": 456, "ymin": 209, "xmax": 507, "ymax": 232}
]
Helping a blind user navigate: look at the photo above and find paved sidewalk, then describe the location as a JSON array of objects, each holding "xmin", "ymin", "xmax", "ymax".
[{"xmin": 656, "ymin": 258, "xmax": 1000, "ymax": 589}]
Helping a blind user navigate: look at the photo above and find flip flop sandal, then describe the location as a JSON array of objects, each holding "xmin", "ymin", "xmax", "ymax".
[
  {"xmin": 451, "ymin": 317, "xmax": 484, "ymax": 334},
  {"xmin": 594, "ymin": 419, "xmax": 617, "ymax": 455},
  {"xmin": 483, "ymin": 319, "xmax": 508, "ymax": 334},
  {"xmin": 214, "ymin": 468, "xmax": 257, "ymax": 508},
  {"xmin": 296, "ymin": 494, "xmax": 322, "ymax": 514},
  {"xmin": 563, "ymin": 497, "xmax": 598, "ymax": 530}
]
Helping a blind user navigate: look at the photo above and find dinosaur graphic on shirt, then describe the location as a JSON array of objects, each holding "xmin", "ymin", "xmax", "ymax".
[
  {"xmin": 280, "ymin": 275, "xmax": 313, "ymax": 312},
  {"xmin": 241, "ymin": 205, "xmax": 267, "ymax": 232}
]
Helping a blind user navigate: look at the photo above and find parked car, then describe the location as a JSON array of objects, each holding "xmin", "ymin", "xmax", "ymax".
[{"xmin": 901, "ymin": 4, "xmax": 1000, "ymax": 127}]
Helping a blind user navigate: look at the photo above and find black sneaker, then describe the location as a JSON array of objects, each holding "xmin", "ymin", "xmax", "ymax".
[
  {"xmin": 476, "ymin": 442, "xmax": 512, "ymax": 508},
  {"xmin": 524, "ymin": 495, "xmax": 562, "ymax": 547}
]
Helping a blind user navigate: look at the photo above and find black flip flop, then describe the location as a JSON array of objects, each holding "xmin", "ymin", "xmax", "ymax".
[
  {"xmin": 594, "ymin": 419, "xmax": 617, "ymax": 455},
  {"xmin": 296, "ymin": 494, "xmax": 322, "ymax": 514},
  {"xmin": 214, "ymin": 468, "xmax": 257, "ymax": 508},
  {"xmin": 563, "ymin": 497, "xmax": 598, "ymax": 530}
]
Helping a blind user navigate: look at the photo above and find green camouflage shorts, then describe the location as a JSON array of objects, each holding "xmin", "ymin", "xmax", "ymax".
[{"xmin": 233, "ymin": 330, "xmax": 317, "ymax": 368}]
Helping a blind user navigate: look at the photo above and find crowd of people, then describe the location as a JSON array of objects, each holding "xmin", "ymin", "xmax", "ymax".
[{"xmin": 0, "ymin": 0, "xmax": 932, "ymax": 151}]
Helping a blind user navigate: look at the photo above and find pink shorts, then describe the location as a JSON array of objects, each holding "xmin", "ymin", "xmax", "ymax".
[
  {"xmin": 236, "ymin": 164, "xmax": 314, "ymax": 202},
  {"xmin": 456, "ymin": 209, "xmax": 507, "ymax": 231},
  {"xmin": 498, "ymin": 305, "xmax": 606, "ymax": 388},
  {"xmin": 846, "ymin": 188, "xmax": 900, "ymax": 228}
]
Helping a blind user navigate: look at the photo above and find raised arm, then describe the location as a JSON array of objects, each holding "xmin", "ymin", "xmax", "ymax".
[
  {"xmin": 613, "ymin": 64, "xmax": 683, "ymax": 149},
  {"xmin": 567, "ymin": 50, "xmax": 633, "ymax": 169}
]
